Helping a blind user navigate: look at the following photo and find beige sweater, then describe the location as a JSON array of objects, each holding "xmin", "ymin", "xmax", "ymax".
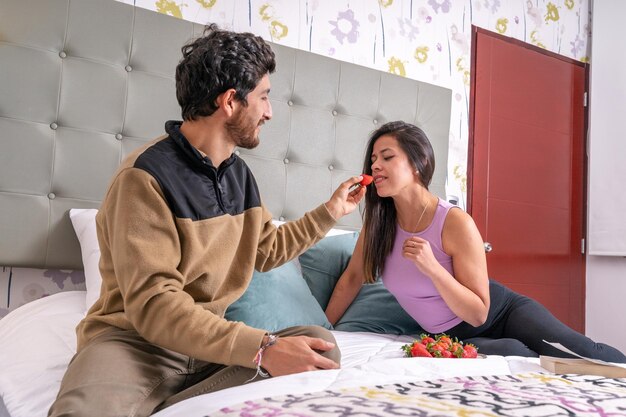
[{"xmin": 76, "ymin": 129, "xmax": 337, "ymax": 369}]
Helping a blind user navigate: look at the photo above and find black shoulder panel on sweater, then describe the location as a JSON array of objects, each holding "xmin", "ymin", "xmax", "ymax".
[{"xmin": 134, "ymin": 137, "xmax": 262, "ymax": 221}]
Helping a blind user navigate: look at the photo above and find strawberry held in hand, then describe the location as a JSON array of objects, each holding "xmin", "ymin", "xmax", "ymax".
[
  {"xmin": 359, "ymin": 174, "xmax": 373, "ymax": 187},
  {"xmin": 402, "ymin": 333, "xmax": 480, "ymax": 359}
]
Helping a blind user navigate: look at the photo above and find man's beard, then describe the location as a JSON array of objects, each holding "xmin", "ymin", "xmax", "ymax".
[{"xmin": 225, "ymin": 107, "xmax": 261, "ymax": 149}]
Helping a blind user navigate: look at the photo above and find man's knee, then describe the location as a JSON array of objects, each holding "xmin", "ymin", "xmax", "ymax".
[
  {"xmin": 275, "ymin": 325, "xmax": 341, "ymax": 364},
  {"xmin": 306, "ymin": 326, "xmax": 341, "ymax": 364}
]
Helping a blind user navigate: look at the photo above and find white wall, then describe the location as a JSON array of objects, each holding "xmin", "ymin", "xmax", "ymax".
[
  {"xmin": 586, "ymin": 257, "xmax": 626, "ymax": 353},
  {"xmin": 587, "ymin": 1, "xmax": 626, "ymax": 256},
  {"xmin": 585, "ymin": 0, "xmax": 626, "ymax": 353}
]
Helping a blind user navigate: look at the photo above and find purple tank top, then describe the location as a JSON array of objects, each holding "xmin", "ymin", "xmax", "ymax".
[{"xmin": 382, "ymin": 198, "xmax": 463, "ymax": 333}]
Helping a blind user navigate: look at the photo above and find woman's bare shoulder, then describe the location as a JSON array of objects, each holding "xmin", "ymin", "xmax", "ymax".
[
  {"xmin": 444, "ymin": 205, "xmax": 476, "ymax": 231},
  {"xmin": 442, "ymin": 206, "xmax": 483, "ymax": 251}
]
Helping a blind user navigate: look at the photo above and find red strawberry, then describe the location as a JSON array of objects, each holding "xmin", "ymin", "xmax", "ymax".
[
  {"xmin": 462, "ymin": 344, "xmax": 478, "ymax": 358},
  {"xmin": 420, "ymin": 334, "xmax": 436, "ymax": 346},
  {"xmin": 435, "ymin": 335, "xmax": 452, "ymax": 350},
  {"xmin": 440, "ymin": 349, "xmax": 453, "ymax": 358},
  {"xmin": 438, "ymin": 335, "xmax": 452, "ymax": 346},
  {"xmin": 450, "ymin": 342, "xmax": 464, "ymax": 358},
  {"xmin": 429, "ymin": 343, "xmax": 447, "ymax": 357},
  {"xmin": 402, "ymin": 334, "xmax": 478, "ymax": 359},
  {"xmin": 410, "ymin": 343, "xmax": 433, "ymax": 358},
  {"xmin": 437, "ymin": 341, "xmax": 450, "ymax": 350},
  {"xmin": 359, "ymin": 174, "xmax": 373, "ymax": 186}
]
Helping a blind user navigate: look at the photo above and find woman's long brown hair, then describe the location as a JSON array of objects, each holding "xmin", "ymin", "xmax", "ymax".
[{"xmin": 361, "ymin": 121, "xmax": 435, "ymax": 283}]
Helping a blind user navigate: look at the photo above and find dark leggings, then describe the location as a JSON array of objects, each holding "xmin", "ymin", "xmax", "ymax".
[{"xmin": 446, "ymin": 280, "xmax": 626, "ymax": 363}]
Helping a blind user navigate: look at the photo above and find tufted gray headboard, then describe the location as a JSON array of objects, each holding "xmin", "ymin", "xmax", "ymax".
[{"xmin": 0, "ymin": 0, "xmax": 452, "ymax": 270}]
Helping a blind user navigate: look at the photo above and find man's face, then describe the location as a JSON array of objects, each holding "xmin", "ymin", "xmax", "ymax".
[{"xmin": 226, "ymin": 74, "xmax": 272, "ymax": 149}]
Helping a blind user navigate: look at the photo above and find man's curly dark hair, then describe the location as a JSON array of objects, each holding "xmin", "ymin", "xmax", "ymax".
[{"xmin": 175, "ymin": 24, "xmax": 276, "ymax": 121}]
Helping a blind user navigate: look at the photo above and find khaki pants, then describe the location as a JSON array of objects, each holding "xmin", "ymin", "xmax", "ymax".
[{"xmin": 48, "ymin": 325, "xmax": 339, "ymax": 417}]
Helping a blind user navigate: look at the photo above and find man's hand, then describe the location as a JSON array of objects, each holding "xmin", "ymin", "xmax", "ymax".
[
  {"xmin": 324, "ymin": 176, "xmax": 367, "ymax": 219},
  {"xmin": 260, "ymin": 335, "xmax": 339, "ymax": 376}
]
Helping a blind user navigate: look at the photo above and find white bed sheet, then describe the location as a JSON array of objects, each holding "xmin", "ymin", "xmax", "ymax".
[{"xmin": 0, "ymin": 291, "xmax": 544, "ymax": 417}]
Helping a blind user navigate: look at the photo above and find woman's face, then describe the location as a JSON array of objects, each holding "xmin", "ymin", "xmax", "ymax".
[{"xmin": 369, "ymin": 134, "xmax": 418, "ymax": 198}]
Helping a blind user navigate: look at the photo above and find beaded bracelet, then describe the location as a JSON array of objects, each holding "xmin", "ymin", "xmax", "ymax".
[{"xmin": 246, "ymin": 334, "xmax": 279, "ymax": 383}]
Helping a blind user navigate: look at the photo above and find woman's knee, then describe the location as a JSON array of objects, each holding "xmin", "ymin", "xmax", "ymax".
[{"xmin": 466, "ymin": 337, "xmax": 538, "ymax": 357}]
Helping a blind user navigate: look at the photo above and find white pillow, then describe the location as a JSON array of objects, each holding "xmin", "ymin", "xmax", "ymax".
[
  {"xmin": 69, "ymin": 208, "xmax": 102, "ymax": 311},
  {"xmin": 0, "ymin": 292, "xmax": 86, "ymax": 417}
]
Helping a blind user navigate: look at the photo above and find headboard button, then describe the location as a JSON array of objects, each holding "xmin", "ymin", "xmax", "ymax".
[
  {"xmin": 279, "ymin": 216, "xmax": 285, "ymax": 221},
  {"xmin": 115, "ymin": 133, "xmax": 123, "ymax": 140},
  {"xmin": 125, "ymin": 65, "xmax": 133, "ymax": 72},
  {"xmin": 373, "ymin": 119, "xmax": 378, "ymax": 125},
  {"xmin": 287, "ymin": 100, "xmax": 293, "ymax": 106},
  {"xmin": 332, "ymin": 110, "xmax": 338, "ymax": 116},
  {"xmin": 283, "ymin": 158, "xmax": 289, "ymax": 164},
  {"xmin": 328, "ymin": 164, "xmax": 334, "ymax": 171},
  {"xmin": 49, "ymin": 122, "xmax": 58, "ymax": 130},
  {"xmin": 58, "ymin": 51, "xmax": 67, "ymax": 59},
  {"xmin": 47, "ymin": 192, "xmax": 56, "ymax": 200},
  {"xmin": 234, "ymin": 150, "xmax": 240, "ymax": 156}
]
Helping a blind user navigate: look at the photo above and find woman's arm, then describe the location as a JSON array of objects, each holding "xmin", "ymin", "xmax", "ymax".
[
  {"xmin": 325, "ymin": 231, "xmax": 366, "ymax": 325},
  {"xmin": 439, "ymin": 209, "xmax": 490, "ymax": 326},
  {"xmin": 404, "ymin": 208, "xmax": 490, "ymax": 327}
]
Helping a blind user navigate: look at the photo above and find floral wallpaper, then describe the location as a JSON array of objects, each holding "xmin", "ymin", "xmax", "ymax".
[
  {"xmin": 125, "ymin": 0, "xmax": 591, "ymax": 207},
  {"xmin": 0, "ymin": 0, "xmax": 591, "ymax": 319},
  {"xmin": 0, "ymin": 267, "xmax": 85, "ymax": 319}
]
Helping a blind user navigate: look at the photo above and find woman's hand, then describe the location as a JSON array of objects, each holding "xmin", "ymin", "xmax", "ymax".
[{"xmin": 402, "ymin": 236, "xmax": 442, "ymax": 277}]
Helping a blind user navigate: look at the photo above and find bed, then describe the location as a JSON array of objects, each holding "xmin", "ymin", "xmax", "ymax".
[
  {"xmin": 3, "ymin": 290, "xmax": 626, "ymax": 417},
  {"xmin": 1, "ymin": 1, "xmax": 625, "ymax": 416}
]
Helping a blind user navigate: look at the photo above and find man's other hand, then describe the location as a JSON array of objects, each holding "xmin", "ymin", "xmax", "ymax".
[{"xmin": 260, "ymin": 335, "xmax": 339, "ymax": 376}]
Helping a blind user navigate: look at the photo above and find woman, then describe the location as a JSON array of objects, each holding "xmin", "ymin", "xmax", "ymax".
[{"xmin": 326, "ymin": 121, "xmax": 626, "ymax": 362}]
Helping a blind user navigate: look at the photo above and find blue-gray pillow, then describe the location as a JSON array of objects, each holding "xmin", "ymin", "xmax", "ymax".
[
  {"xmin": 225, "ymin": 260, "xmax": 332, "ymax": 333},
  {"xmin": 299, "ymin": 233, "xmax": 423, "ymax": 335}
]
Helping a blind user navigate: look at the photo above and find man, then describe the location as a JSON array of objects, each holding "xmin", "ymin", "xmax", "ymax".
[{"xmin": 48, "ymin": 24, "xmax": 365, "ymax": 417}]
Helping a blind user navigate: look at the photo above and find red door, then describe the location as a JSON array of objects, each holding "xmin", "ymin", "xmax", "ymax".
[{"xmin": 468, "ymin": 27, "xmax": 587, "ymax": 332}]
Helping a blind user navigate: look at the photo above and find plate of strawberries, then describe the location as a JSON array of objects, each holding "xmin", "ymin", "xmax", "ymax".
[{"xmin": 402, "ymin": 333, "xmax": 481, "ymax": 359}]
